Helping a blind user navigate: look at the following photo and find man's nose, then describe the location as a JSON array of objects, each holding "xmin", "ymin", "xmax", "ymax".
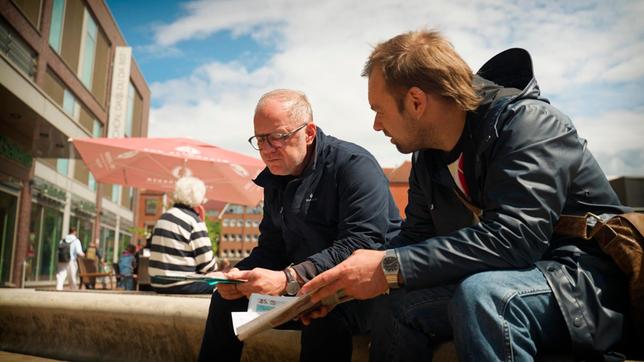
[{"xmin": 373, "ymin": 117, "xmax": 383, "ymax": 132}]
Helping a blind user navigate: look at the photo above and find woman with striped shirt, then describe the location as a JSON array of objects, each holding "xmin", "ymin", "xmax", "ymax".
[{"xmin": 149, "ymin": 176, "xmax": 217, "ymax": 294}]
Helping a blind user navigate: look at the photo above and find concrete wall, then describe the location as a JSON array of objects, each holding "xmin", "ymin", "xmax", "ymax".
[
  {"xmin": 0, "ymin": 289, "xmax": 206, "ymax": 361},
  {"xmin": 0, "ymin": 289, "xmax": 457, "ymax": 361}
]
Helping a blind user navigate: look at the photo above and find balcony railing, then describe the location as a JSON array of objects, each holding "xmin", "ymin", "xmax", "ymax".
[{"xmin": 0, "ymin": 17, "xmax": 37, "ymax": 79}]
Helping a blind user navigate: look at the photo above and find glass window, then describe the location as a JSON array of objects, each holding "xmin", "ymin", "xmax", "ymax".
[
  {"xmin": 79, "ymin": 9, "xmax": 97, "ymax": 89},
  {"xmin": 100, "ymin": 227, "xmax": 115, "ymax": 265},
  {"xmin": 92, "ymin": 119, "xmax": 103, "ymax": 137},
  {"xmin": 38, "ymin": 205, "xmax": 63, "ymax": 281},
  {"xmin": 145, "ymin": 199, "xmax": 157, "ymax": 215},
  {"xmin": 56, "ymin": 158, "xmax": 68, "ymax": 176},
  {"xmin": 48, "ymin": 0, "xmax": 64, "ymax": 52},
  {"xmin": 13, "ymin": 0, "xmax": 43, "ymax": 30},
  {"xmin": 0, "ymin": 191, "xmax": 18, "ymax": 284},
  {"xmin": 26, "ymin": 203, "xmax": 41, "ymax": 282},
  {"xmin": 111, "ymin": 185, "xmax": 121, "ymax": 204},
  {"xmin": 62, "ymin": 89, "xmax": 78, "ymax": 119},
  {"xmin": 70, "ymin": 215, "xmax": 93, "ymax": 249},
  {"xmin": 88, "ymin": 173, "xmax": 96, "ymax": 192},
  {"xmin": 119, "ymin": 232, "xmax": 132, "ymax": 255}
]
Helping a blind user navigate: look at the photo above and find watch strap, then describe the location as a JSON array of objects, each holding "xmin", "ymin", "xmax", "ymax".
[
  {"xmin": 383, "ymin": 249, "xmax": 401, "ymax": 289},
  {"xmin": 283, "ymin": 267, "xmax": 299, "ymax": 295}
]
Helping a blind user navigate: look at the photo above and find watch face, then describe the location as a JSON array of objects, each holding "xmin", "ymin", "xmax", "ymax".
[
  {"xmin": 286, "ymin": 281, "xmax": 300, "ymax": 295},
  {"xmin": 382, "ymin": 256, "xmax": 399, "ymax": 273}
]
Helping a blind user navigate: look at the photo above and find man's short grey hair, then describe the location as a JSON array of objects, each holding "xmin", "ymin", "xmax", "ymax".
[
  {"xmin": 255, "ymin": 89, "xmax": 313, "ymax": 124},
  {"xmin": 173, "ymin": 176, "xmax": 206, "ymax": 207}
]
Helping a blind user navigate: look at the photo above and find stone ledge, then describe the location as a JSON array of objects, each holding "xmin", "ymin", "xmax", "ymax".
[{"xmin": 0, "ymin": 289, "xmax": 457, "ymax": 361}]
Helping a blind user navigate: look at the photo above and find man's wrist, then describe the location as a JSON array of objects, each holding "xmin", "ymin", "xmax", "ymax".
[
  {"xmin": 283, "ymin": 267, "xmax": 301, "ymax": 296},
  {"xmin": 381, "ymin": 249, "xmax": 402, "ymax": 289}
]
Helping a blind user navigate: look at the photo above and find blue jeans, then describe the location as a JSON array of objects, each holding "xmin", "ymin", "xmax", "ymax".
[
  {"xmin": 370, "ymin": 268, "xmax": 570, "ymax": 362},
  {"xmin": 119, "ymin": 276, "xmax": 134, "ymax": 290}
]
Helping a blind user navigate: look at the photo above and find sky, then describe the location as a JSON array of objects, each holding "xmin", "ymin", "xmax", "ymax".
[{"xmin": 106, "ymin": 0, "xmax": 644, "ymax": 176}]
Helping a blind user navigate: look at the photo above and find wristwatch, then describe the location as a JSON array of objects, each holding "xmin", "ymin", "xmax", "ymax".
[
  {"xmin": 283, "ymin": 267, "xmax": 300, "ymax": 296},
  {"xmin": 381, "ymin": 249, "xmax": 401, "ymax": 289}
]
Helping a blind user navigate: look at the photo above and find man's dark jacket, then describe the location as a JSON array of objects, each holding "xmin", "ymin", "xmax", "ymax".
[
  {"xmin": 237, "ymin": 128, "xmax": 401, "ymax": 282},
  {"xmin": 391, "ymin": 48, "xmax": 628, "ymax": 354}
]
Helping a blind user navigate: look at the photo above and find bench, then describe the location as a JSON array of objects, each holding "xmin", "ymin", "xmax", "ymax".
[
  {"xmin": 0, "ymin": 289, "xmax": 460, "ymax": 361},
  {"xmin": 3, "ymin": 289, "xmax": 632, "ymax": 361}
]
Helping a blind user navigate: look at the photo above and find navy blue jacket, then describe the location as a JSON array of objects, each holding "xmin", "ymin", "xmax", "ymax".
[
  {"xmin": 390, "ymin": 49, "xmax": 628, "ymax": 354},
  {"xmin": 236, "ymin": 128, "xmax": 401, "ymax": 282}
]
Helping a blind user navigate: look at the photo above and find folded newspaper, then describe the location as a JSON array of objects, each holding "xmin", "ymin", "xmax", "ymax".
[
  {"xmin": 150, "ymin": 274, "xmax": 245, "ymax": 286},
  {"xmin": 232, "ymin": 289, "xmax": 352, "ymax": 341}
]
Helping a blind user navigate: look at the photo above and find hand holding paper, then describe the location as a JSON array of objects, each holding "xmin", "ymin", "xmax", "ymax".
[
  {"xmin": 300, "ymin": 249, "xmax": 389, "ymax": 304},
  {"xmin": 232, "ymin": 287, "xmax": 353, "ymax": 341},
  {"xmin": 227, "ymin": 267, "xmax": 288, "ymax": 297},
  {"xmin": 217, "ymin": 268, "xmax": 244, "ymax": 300}
]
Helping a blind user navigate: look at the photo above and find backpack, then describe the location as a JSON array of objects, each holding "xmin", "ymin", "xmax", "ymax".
[
  {"xmin": 57, "ymin": 239, "xmax": 71, "ymax": 263},
  {"xmin": 555, "ymin": 212, "xmax": 644, "ymax": 346},
  {"xmin": 86, "ymin": 246, "xmax": 97, "ymax": 261}
]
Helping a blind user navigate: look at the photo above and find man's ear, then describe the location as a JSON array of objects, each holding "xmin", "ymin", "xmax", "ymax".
[
  {"xmin": 305, "ymin": 123, "xmax": 316, "ymax": 144},
  {"xmin": 405, "ymin": 87, "xmax": 427, "ymax": 119}
]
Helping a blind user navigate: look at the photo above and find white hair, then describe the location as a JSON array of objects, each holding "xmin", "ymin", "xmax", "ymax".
[
  {"xmin": 255, "ymin": 89, "xmax": 313, "ymax": 124},
  {"xmin": 173, "ymin": 176, "xmax": 206, "ymax": 207}
]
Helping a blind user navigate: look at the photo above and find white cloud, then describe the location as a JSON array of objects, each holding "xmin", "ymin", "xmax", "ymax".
[
  {"xmin": 146, "ymin": 0, "xmax": 644, "ymax": 173},
  {"xmin": 574, "ymin": 109, "xmax": 644, "ymax": 176}
]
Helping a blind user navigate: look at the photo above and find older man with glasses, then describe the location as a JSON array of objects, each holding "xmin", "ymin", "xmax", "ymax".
[{"xmin": 198, "ymin": 89, "xmax": 402, "ymax": 362}]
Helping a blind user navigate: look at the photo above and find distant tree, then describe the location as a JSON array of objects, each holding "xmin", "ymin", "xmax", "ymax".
[{"xmin": 205, "ymin": 218, "xmax": 221, "ymax": 255}]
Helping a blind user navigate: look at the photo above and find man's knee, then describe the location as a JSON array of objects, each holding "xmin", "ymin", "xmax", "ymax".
[
  {"xmin": 209, "ymin": 292, "xmax": 245, "ymax": 315},
  {"xmin": 450, "ymin": 271, "xmax": 500, "ymax": 315}
]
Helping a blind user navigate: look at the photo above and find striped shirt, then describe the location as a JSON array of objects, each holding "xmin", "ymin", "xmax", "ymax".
[{"xmin": 149, "ymin": 204, "xmax": 217, "ymax": 288}]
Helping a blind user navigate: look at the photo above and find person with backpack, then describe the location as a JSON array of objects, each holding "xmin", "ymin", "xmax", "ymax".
[
  {"xmin": 83, "ymin": 240, "xmax": 103, "ymax": 289},
  {"xmin": 56, "ymin": 227, "xmax": 85, "ymax": 290}
]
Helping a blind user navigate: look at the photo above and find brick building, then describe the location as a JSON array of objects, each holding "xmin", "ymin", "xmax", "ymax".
[
  {"xmin": 0, "ymin": 0, "xmax": 149, "ymax": 287},
  {"xmin": 217, "ymin": 203, "xmax": 262, "ymax": 261},
  {"xmin": 385, "ymin": 160, "xmax": 411, "ymax": 218}
]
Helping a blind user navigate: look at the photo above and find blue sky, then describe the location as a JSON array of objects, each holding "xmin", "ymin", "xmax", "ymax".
[{"xmin": 107, "ymin": 0, "xmax": 644, "ymax": 176}]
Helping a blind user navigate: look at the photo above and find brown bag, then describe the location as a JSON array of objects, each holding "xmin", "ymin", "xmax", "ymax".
[{"xmin": 554, "ymin": 213, "xmax": 644, "ymax": 330}]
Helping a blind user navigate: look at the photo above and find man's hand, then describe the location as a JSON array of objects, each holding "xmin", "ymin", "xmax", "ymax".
[
  {"xmin": 298, "ymin": 249, "xmax": 388, "ymax": 324},
  {"xmin": 208, "ymin": 269, "xmax": 244, "ymax": 300},
  {"xmin": 226, "ymin": 267, "xmax": 287, "ymax": 297}
]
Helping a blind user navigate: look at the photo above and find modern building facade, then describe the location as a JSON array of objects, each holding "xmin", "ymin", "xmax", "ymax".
[
  {"xmin": 218, "ymin": 203, "xmax": 262, "ymax": 260},
  {"xmin": 134, "ymin": 190, "xmax": 165, "ymax": 246},
  {"xmin": 0, "ymin": 0, "xmax": 150, "ymax": 287}
]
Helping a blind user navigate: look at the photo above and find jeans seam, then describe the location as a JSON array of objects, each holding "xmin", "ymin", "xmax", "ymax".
[{"xmin": 499, "ymin": 288, "xmax": 551, "ymax": 362}]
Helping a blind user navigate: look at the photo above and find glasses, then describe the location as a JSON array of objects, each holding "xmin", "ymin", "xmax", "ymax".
[{"xmin": 248, "ymin": 123, "xmax": 309, "ymax": 151}]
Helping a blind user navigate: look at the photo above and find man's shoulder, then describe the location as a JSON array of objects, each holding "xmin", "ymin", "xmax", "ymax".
[
  {"xmin": 498, "ymin": 99, "xmax": 572, "ymax": 138},
  {"xmin": 321, "ymin": 134, "xmax": 378, "ymax": 164}
]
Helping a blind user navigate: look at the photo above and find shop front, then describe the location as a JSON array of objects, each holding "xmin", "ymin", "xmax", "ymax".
[{"xmin": 0, "ymin": 184, "xmax": 18, "ymax": 285}]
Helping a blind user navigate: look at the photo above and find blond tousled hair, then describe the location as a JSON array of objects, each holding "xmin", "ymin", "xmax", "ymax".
[{"xmin": 362, "ymin": 30, "xmax": 480, "ymax": 112}]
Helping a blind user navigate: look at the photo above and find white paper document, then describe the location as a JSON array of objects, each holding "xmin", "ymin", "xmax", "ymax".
[
  {"xmin": 232, "ymin": 293, "xmax": 295, "ymax": 337},
  {"xmin": 231, "ymin": 289, "xmax": 352, "ymax": 341}
]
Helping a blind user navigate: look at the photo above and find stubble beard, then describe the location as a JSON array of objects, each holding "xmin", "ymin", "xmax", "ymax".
[{"xmin": 393, "ymin": 113, "xmax": 428, "ymax": 154}]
